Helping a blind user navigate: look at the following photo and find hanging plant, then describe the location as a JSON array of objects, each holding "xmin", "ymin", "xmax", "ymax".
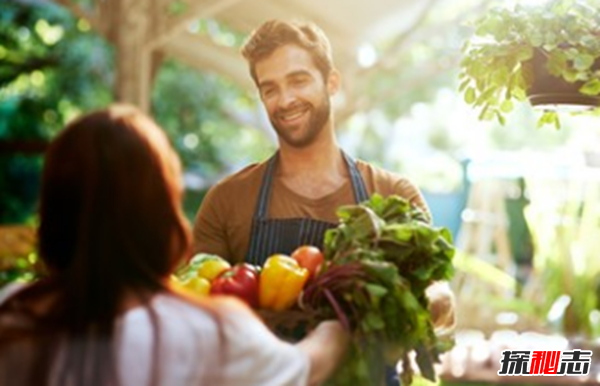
[{"xmin": 459, "ymin": 0, "xmax": 600, "ymax": 129}]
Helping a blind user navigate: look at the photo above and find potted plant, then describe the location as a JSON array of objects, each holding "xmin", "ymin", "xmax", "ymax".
[{"xmin": 459, "ymin": 0, "xmax": 600, "ymax": 129}]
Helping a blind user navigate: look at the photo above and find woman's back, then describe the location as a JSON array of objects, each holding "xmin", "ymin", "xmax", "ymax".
[
  {"xmin": 0, "ymin": 106, "xmax": 347, "ymax": 386},
  {"xmin": 0, "ymin": 287, "xmax": 310, "ymax": 386}
]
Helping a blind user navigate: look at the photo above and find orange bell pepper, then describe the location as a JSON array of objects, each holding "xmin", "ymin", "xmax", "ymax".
[{"xmin": 259, "ymin": 254, "xmax": 310, "ymax": 311}]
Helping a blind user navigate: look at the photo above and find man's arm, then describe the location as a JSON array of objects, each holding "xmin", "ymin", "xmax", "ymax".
[
  {"xmin": 192, "ymin": 186, "xmax": 231, "ymax": 261},
  {"xmin": 426, "ymin": 281, "xmax": 456, "ymax": 334}
]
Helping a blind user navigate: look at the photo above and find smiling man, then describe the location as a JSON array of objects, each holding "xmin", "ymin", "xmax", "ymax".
[
  {"xmin": 192, "ymin": 20, "xmax": 454, "ymax": 384},
  {"xmin": 193, "ymin": 20, "xmax": 429, "ymax": 265}
]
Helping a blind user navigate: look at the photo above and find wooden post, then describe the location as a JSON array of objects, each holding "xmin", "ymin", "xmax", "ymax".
[
  {"xmin": 53, "ymin": 0, "xmax": 245, "ymax": 112},
  {"xmin": 111, "ymin": 0, "xmax": 157, "ymax": 112}
]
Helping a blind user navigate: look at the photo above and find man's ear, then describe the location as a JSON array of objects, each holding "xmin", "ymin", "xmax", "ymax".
[{"xmin": 326, "ymin": 69, "xmax": 341, "ymax": 95}]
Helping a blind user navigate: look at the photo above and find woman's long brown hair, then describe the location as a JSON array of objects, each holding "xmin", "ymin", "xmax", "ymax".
[{"xmin": 0, "ymin": 105, "xmax": 208, "ymax": 385}]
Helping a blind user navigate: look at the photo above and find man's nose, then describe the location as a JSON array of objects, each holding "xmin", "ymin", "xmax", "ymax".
[{"xmin": 278, "ymin": 87, "xmax": 297, "ymax": 108}]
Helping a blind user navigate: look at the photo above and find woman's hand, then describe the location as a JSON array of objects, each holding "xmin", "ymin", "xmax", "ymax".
[{"xmin": 297, "ymin": 320, "xmax": 350, "ymax": 386}]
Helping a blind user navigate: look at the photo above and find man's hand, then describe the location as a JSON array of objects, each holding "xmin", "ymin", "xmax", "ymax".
[{"xmin": 426, "ymin": 281, "xmax": 456, "ymax": 335}]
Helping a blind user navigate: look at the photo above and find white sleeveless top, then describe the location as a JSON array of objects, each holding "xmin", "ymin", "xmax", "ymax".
[{"xmin": 0, "ymin": 283, "xmax": 310, "ymax": 386}]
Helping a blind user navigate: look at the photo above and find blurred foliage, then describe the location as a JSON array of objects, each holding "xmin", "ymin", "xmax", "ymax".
[
  {"xmin": 0, "ymin": 1, "xmax": 114, "ymax": 132},
  {"xmin": 0, "ymin": 1, "xmax": 275, "ymax": 223},
  {"xmin": 151, "ymin": 60, "xmax": 274, "ymax": 181},
  {"xmin": 0, "ymin": 251, "xmax": 46, "ymax": 287},
  {"xmin": 522, "ymin": 178, "xmax": 600, "ymax": 337},
  {"xmin": 0, "ymin": 0, "xmax": 113, "ymax": 224},
  {"xmin": 0, "ymin": 154, "xmax": 42, "ymax": 223}
]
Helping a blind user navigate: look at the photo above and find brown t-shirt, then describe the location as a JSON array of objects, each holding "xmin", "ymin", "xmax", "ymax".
[{"xmin": 192, "ymin": 158, "xmax": 429, "ymax": 264}]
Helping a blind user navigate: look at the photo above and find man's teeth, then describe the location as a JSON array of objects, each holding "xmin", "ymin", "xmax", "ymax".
[{"xmin": 281, "ymin": 110, "xmax": 306, "ymax": 121}]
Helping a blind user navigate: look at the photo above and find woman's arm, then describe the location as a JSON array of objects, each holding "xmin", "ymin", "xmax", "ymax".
[{"xmin": 296, "ymin": 320, "xmax": 350, "ymax": 386}]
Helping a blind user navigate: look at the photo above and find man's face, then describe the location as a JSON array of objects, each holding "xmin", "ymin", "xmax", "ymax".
[{"xmin": 254, "ymin": 45, "xmax": 332, "ymax": 148}]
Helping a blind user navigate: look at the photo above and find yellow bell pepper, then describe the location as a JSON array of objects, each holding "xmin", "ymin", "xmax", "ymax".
[
  {"xmin": 182, "ymin": 276, "xmax": 211, "ymax": 296},
  {"xmin": 259, "ymin": 254, "xmax": 310, "ymax": 311}
]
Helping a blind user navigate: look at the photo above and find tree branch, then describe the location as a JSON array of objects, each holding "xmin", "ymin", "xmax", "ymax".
[{"xmin": 338, "ymin": 0, "xmax": 496, "ymax": 124}]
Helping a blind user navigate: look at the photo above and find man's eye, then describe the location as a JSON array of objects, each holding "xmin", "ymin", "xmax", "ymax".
[
  {"xmin": 262, "ymin": 88, "xmax": 275, "ymax": 98},
  {"xmin": 292, "ymin": 78, "xmax": 307, "ymax": 86}
]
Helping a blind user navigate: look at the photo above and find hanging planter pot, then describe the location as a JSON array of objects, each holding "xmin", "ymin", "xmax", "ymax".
[
  {"xmin": 527, "ymin": 48, "xmax": 600, "ymax": 109},
  {"xmin": 458, "ymin": 0, "xmax": 600, "ymax": 128}
]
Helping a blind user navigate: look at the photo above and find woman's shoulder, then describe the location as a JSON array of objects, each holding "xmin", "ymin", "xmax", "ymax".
[
  {"xmin": 0, "ymin": 282, "xmax": 28, "ymax": 306},
  {"xmin": 123, "ymin": 294, "xmax": 257, "ymax": 342}
]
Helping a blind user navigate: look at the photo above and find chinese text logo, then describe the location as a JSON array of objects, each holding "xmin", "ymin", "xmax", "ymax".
[{"xmin": 498, "ymin": 350, "xmax": 592, "ymax": 376}]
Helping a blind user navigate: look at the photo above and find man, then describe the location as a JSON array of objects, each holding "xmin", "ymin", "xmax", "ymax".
[
  {"xmin": 193, "ymin": 19, "xmax": 430, "ymax": 264},
  {"xmin": 193, "ymin": 19, "xmax": 454, "ymax": 384}
]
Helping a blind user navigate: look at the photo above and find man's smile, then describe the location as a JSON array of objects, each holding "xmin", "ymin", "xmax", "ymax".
[{"xmin": 277, "ymin": 105, "xmax": 310, "ymax": 123}]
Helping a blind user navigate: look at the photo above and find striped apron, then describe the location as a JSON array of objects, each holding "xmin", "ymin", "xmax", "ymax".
[{"xmin": 245, "ymin": 151, "xmax": 369, "ymax": 265}]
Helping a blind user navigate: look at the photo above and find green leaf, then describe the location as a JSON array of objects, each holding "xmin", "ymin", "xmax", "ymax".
[
  {"xmin": 565, "ymin": 48, "xmax": 580, "ymax": 61},
  {"xmin": 580, "ymin": 78, "xmax": 600, "ymax": 96},
  {"xmin": 552, "ymin": 113, "xmax": 561, "ymax": 130},
  {"xmin": 415, "ymin": 343, "xmax": 438, "ymax": 382},
  {"xmin": 574, "ymin": 54, "xmax": 595, "ymax": 71},
  {"xmin": 551, "ymin": 0, "xmax": 574, "ymax": 15},
  {"xmin": 365, "ymin": 283, "xmax": 389, "ymax": 298},
  {"xmin": 500, "ymin": 99, "xmax": 514, "ymax": 113},
  {"xmin": 474, "ymin": 87, "xmax": 497, "ymax": 107},
  {"xmin": 563, "ymin": 69, "xmax": 579, "ymax": 83},
  {"xmin": 363, "ymin": 311, "xmax": 386, "ymax": 331},
  {"xmin": 478, "ymin": 104, "xmax": 495, "ymax": 121},
  {"xmin": 464, "ymin": 87, "xmax": 476, "ymax": 104},
  {"xmin": 547, "ymin": 50, "xmax": 568, "ymax": 77},
  {"xmin": 458, "ymin": 78, "xmax": 470, "ymax": 92},
  {"xmin": 513, "ymin": 87, "xmax": 527, "ymax": 101},
  {"xmin": 529, "ymin": 31, "xmax": 544, "ymax": 47},
  {"xmin": 537, "ymin": 111, "xmax": 561, "ymax": 129},
  {"xmin": 365, "ymin": 283, "xmax": 389, "ymax": 309},
  {"xmin": 495, "ymin": 110, "xmax": 506, "ymax": 125},
  {"xmin": 515, "ymin": 46, "xmax": 534, "ymax": 62},
  {"xmin": 362, "ymin": 260, "xmax": 401, "ymax": 285}
]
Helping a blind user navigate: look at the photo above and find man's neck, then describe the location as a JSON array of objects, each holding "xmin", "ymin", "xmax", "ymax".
[
  {"xmin": 277, "ymin": 134, "xmax": 345, "ymax": 179},
  {"xmin": 276, "ymin": 128, "xmax": 349, "ymax": 199}
]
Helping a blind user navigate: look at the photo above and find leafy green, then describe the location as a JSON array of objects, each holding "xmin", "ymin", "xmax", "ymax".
[
  {"xmin": 459, "ymin": 0, "xmax": 600, "ymax": 129},
  {"xmin": 302, "ymin": 194, "xmax": 455, "ymax": 385}
]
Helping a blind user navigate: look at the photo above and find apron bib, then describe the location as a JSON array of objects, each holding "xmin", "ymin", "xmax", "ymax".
[{"xmin": 245, "ymin": 151, "xmax": 369, "ymax": 265}]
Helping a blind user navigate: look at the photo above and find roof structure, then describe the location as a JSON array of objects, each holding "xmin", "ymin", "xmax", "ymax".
[{"xmin": 51, "ymin": 0, "xmax": 438, "ymax": 112}]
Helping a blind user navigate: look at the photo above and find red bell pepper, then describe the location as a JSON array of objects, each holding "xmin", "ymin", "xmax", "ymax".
[{"xmin": 210, "ymin": 263, "xmax": 260, "ymax": 308}]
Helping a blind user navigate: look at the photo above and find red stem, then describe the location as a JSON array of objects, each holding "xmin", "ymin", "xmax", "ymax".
[{"xmin": 324, "ymin": 288, "xmax": 350, "ymax": 331}]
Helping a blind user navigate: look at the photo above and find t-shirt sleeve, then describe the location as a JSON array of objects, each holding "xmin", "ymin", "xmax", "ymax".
[
  {"xmin": 0, "ymin": 282, "xmax": 26, "ymax": 305},
  {"xmin": 219, "ymin": 303, "xmax": 310, "ymax": 386},
  {"xmin": 192, "ymin": 184, "xmax": 231, "ymax": 260},
  {"xmin": 393, "ymin": 177, "xmax": 432, "ymax": 223}
]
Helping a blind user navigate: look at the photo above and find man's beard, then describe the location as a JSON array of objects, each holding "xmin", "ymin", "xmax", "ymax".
[{"xmin": 270, "ymin": 93, "xmax": 331, "ymax": 149}]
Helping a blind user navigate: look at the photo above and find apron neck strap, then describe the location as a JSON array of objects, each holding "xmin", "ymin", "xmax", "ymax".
[{"xmin": 342, "ymin": 151, "xmax": 369, "ymax": 204}]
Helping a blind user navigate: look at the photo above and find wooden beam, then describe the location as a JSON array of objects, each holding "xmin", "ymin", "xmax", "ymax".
[{"xmin": 162, "ymin": 32, "xmax": 254, "ymax": 90}]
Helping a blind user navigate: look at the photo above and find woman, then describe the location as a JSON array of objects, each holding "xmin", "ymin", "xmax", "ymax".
[{"xmin": 0, "ymin": 105, "xmax": 348, "ymax": 386}]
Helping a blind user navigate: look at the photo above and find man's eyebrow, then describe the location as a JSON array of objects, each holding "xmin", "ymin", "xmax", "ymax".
[
  {"xmin": 258, "ymin": 70, "xmax": 314, "ymax": 89},
  {"xmin": 286, "ymin": 70, "xmax": 312, "ymax": 79},
  {"xmin": 258, "ymin": 80, "xmax": 275, "ymax": 90}
]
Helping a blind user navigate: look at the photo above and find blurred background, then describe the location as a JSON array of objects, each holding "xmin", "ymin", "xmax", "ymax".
[{"xmin": 2, "ymin": 0, "xmax": 600, "ymax": 384}]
